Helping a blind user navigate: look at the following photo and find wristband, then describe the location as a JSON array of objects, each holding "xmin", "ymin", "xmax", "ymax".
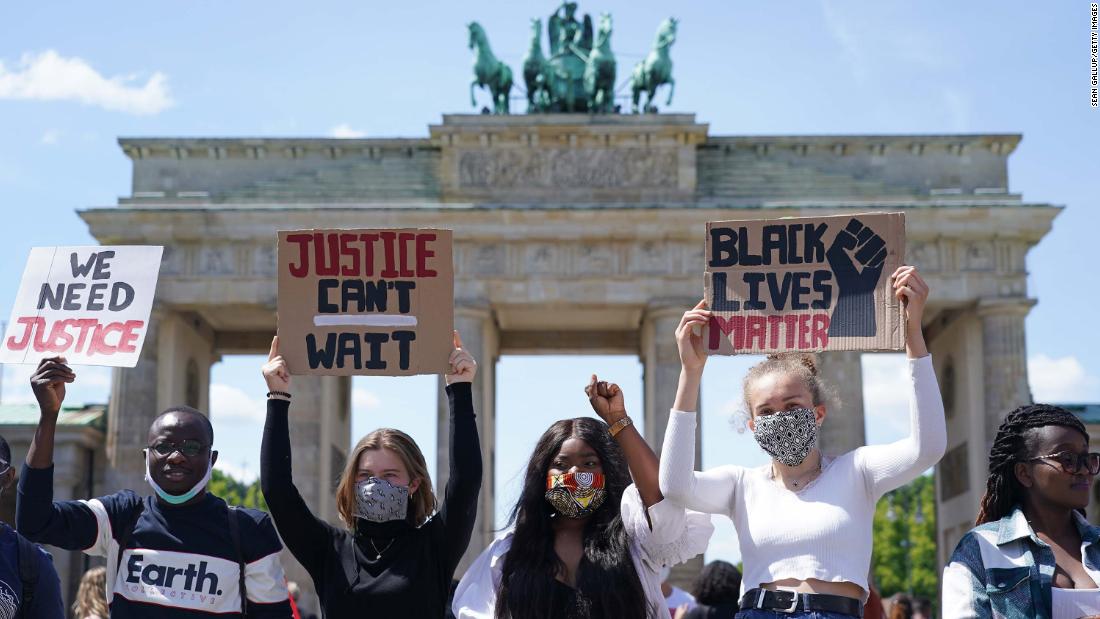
[
  {"xmin": 607, "ymin": 416, "xmax": 633, "ymax": 437},
  {"xmin": 267, "ymin": 391, "xmax": 292, "ymax": 399}
]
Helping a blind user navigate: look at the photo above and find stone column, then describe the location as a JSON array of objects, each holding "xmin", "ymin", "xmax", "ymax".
[
  {"xmin": 641, "ymin": 303, "xmax": 701, "ymax": 466},
  {"xmin": 287, "ymin": 374, "xmax": 350, "ymax": 523},
  {"xmin": 641, "ymin": 302, "xmax": 702, "ymax": 585},
  {"xmin": 977, "ymin": 298, "xmax": 1035, "ymax": 447},
  {"xmin": 154, "ymin": 312, "xmax": 217, "ymax": 416},
  {"xmin": 105, "ymin": 309, "xmax": 163, "ymax": 492},
  {"xmin": 816, "ymin": 352, "xmax": 867, "ymax": 455},
  {"xmin": 437, "ymin": 305, "xmax": 498, "ymax": 574},
  {"xmin": 280, "ymin": 373, "xmax": 350, "ymax": 614}
]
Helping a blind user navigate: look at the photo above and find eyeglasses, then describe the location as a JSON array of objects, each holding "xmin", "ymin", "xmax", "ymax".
[
  {"xmin": 148, "ymin": 439, "xmax": 207, "ymax": 458},
  {"xmin": 1027, "ymin": 451, "xmax": 1100, "ymax": 476}
]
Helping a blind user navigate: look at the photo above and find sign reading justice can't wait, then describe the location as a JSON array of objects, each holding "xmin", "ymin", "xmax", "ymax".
[
  {"xmin": 277, "ymin": 229, "xmax": 454, "ymax": 376},
  {"xmin": 704, "ymin": 212, "xmax": 906, "ymax": 355}
]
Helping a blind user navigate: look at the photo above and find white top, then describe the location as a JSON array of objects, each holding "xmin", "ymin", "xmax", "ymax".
[
  {"xmin": 1052, "ymin": 587, "xmax": 1100, "ymax": 619},
  {"xmin": 659, "ymin": 355, "xmax": 946, "ymax": 597},
  {"xmin": 664, "ymin": 586, "xmax": 697, "ymax": 611},
  {"xmin": 451, "ymin": 485, "xmax": 714, "ymax": 619}
]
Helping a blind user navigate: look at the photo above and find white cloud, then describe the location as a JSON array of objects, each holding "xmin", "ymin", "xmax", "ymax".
[
  {"xmin": 329, "ymin": 123, "xmax": 366, "ymax": 138},
  {"xmin": 1029, "ymin": 354, "xmax": 1100, "ymax": 402},
  {"xmin": 1, "ymin": 362, "xmax": 112, "ymax": 406},
  {"xmin": 861, "ymin": 354, "xmax": 910, "ymax": 434},
  {"xmin": 214, "ymin": 460, "xmax": 258, "ymax": 484},
  {"xmin": 40, "ymin": 129, "xmax": 60, "ymax": 145},
  {"xmin": 352, "ymin": 387, "xmax": 381, "ymax": 411},
  {"xmin": 209, "ymin": 383, "xmax": 266, "ymax": 424},
  {"xmin": 0, "ymin": 50, "xmax": 174, "ymax": 115}
]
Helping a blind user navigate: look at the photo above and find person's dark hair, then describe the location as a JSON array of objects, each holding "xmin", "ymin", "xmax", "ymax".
[
  {"xmin": 690, "ymin": 560, "xmax": 742, "ymax": 606},
  {"xmin": 151, "ymin": 406, "xmax": 214, "ymax": 445},
  {"xmin": 976, "ymin": 404, "xmax": 1088, "ymax": 525},
  {"xmin": 0, "ymin": 433, "xmax": 11, "ymax": 466},
  {"xmin": 495, "ymin": 417, "xmax": 650, "ymax": 619}
]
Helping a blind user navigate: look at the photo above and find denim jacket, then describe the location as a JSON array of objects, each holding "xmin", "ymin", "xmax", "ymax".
[{"xmin": 942, "ymin": 506, "xmax": 1100, "ymax": 619}]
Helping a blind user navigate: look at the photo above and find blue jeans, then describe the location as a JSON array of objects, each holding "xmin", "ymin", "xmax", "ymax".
[{"xmin": 735, "ymin": 611, "xmax": 860, "ymax": 619}]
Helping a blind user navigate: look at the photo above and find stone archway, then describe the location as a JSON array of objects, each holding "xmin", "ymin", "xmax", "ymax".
[{"xmin": 82, "ymin": 113, "xmax": 1058, "ymax": 595}]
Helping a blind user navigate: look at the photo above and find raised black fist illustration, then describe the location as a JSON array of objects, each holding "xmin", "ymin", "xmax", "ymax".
[{"xmin": 826, "ymin": 218, "xmax": 887, "ymax": 337}]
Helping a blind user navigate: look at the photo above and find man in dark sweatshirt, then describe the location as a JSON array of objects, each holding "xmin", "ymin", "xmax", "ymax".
[
  {"xmin": 0, "ymin": 433, "xmax": 63, "ymax": 618},
  {"xmin": 17, "ymin": 356, "xmax": 293, "ymax": 618}
]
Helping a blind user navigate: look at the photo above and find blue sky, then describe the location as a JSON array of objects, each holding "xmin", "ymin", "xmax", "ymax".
[{"xmin": 1, "ymin": 1, "xmax": 1097, "ymax": 564}]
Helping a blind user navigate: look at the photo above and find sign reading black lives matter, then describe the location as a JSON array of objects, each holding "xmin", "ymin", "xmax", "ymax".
[
  {"xmin": 277, "ymin": 229, "xmax": 454, "ymax": 376},
  {"xmin": 0, "ymin": 246, "xmax": 164, "ymax": 367},
  {"xmin": 704, "ymin": 213, "xmax": 906, "ymax": 354}
]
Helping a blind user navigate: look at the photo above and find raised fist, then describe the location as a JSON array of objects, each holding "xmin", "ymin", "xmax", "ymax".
[{"xmin": 826, "ymin": 217, "xmax": 887, "ymax": 337}]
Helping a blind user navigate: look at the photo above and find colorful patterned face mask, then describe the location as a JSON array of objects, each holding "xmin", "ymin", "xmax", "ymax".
[
  {"xmin": 752, "ymin": 407, "xmax": 819, "ymax": 467},
  {"xmin": 354, "ymin": 477, "xmax": 410, "ymax": 523},
  {"xmin": 545, "ymin": 471, "xmax": 607, "ymax": 518}
]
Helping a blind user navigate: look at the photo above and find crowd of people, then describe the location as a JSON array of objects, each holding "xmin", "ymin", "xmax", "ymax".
[{"xmin": 0, "ymin": 265, "xmax": 1097, "ymax": 618}]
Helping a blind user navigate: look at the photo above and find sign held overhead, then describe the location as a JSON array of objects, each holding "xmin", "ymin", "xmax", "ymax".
[
  {"xmin": 704, "ymin": 212, "xmax": 906, "ymax": 355},
  {"xmin": 1, "ymin": 246, "xmax": 164, "ymax": 367},
  {"xmin": 277, "ymin": 229, "xmax": 454, "ymax": 376}
]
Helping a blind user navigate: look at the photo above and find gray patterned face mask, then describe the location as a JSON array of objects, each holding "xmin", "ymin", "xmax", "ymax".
[
  {"xmin": 752, "ymin": 408, "xmax": 819, "ymax": 467},
  {"xmin": 354, "ymin": 477, "xmax": 410, "ymax": 523}
]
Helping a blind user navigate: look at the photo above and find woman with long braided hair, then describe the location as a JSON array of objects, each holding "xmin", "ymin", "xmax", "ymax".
[{"xmin": 942, "ymin": 404, "xmax": 1100, "ymax": 618}]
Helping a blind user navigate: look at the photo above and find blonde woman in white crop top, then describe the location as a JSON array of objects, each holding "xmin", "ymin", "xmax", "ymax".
[{"xmin": 659, "ymin": 265, "xmax": 947, "ymax": 619}]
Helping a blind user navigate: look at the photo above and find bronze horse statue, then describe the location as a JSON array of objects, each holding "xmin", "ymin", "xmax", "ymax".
[
  {"xmin": 584, "ymin": 13, "xmax": 616, "ymax": 113},
  {"xmin": 631, "ymin": 17, "xmax": 677, "ymax": 113},
  {"xmin": 523, "ymin": 18, "xmax": 552, "ymax": 113},
  {"xmin": 468, "ymin": 21, "xmax": 513, "ymax": 114}
]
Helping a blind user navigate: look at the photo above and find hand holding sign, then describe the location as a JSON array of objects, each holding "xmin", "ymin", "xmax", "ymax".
[
  {"xmin": 263, "ymin": 336, "xmax": 292, "ymax": 394},
  {"xmin": 891, "ymin": 265, "xmax": 930, "ymax": 358},
  {"xmin": 30, "ymin": 357, "xmax": 75, "ymax": 417},
  {"xmin": 445, "ymin": 331, "xmax": 477, "ymax": 385},
  {"xmin": 826, "ymin": 217, "xmax": 888, "ymax": 337},
  {"xmin": 585, "ymin": 375, "xmax": 627, "ymax": 425},
  {"xmin": 676, "ymin": 300, "xmax": 711, "ymax": 374}
]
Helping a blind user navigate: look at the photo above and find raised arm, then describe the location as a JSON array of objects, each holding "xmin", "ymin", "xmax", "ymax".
[
  {"xmin": 16, "ymin": 357, "xmax": 102, "ymax": 550},
  {"xmin": 658, "ymin": 302, "xmax": 741, "ymax": 514},
  {"xmin": 854, "ymin": 267, "xmax": 947, "ymax": 497},
  {"xmin": 585, "ymin": 375, "xmax": 662, "ymax": 508},
  {"xmin": 438, "ymin": 331, "xmax": 483, "ymax": 576},
  {"xmin": 259, "ymin": 336, "xmax": 333, "ymax": 575}
]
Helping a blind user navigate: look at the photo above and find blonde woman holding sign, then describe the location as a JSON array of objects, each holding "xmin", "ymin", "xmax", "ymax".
[
  {"xmin": 259, "ymin": 331, "xmax": 480, "ymax": 618},
  {"xmin": 659, "ymin": 265, "xmax": 947, "ymax": 619}
]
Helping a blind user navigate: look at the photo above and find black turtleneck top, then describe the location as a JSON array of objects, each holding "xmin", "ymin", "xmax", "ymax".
[{"xmin": 260, "ymin": 382, "xmax": 481, "ymax": 618}]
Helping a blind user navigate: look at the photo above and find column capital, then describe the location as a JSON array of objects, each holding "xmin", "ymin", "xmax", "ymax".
[
  {"xmin": 976, "ymin": 297, "xmax": 1037, "ymax": 318},
  {"xmin": 644, "ymin": 298, "xmax": 697, "ymax": 322},
  {"xmin": 454, "ymin": 299, "xmax": 493, "ymax": 321}
]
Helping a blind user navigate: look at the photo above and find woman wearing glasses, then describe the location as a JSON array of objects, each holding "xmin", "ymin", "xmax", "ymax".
[{"xmin": 942, "ymin": 404, "xmax": 1100, "ymax": 619}]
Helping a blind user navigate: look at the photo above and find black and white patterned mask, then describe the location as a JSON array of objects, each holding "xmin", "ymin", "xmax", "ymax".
[
  {"xmin": 751, "ymin": 408, "xmax": 819, "ymax": 467},
  {"xmin": 354, "ymin": 477, "xmax": 410, "ymax": 523}
]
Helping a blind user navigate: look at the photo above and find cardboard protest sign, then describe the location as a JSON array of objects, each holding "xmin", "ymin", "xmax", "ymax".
[
  {"xmin": 704, "ymin": 212, "xmax": 906, "ymax": 354},
  {"xmin": 1, "ymin": 246, "xmax": 164, "ymax": 367},
  {"xmin": 277, "ymin": 229, "xmax": 454, "ymax": 376}
]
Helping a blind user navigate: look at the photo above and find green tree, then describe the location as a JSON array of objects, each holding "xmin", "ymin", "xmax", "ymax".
[
  {"xmin": 872, "ymin": 474, "xmax": 937, "ymax": 604},
  {"xmin": 208, "ymin": 469, "xmax": 268, "ymax": 511}
]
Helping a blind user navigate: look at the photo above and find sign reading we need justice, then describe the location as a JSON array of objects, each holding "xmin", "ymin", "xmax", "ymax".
[
  {"xmin": 277, "ymin": 229, "xmax": 454, "ymax": 376},
  {"xmin": 704, "ymin": 212, "xmax": 906, "ymax": 355},
  {"xmin": 1, "ymin": 246, "xmax": 164, "ymax": 367}
]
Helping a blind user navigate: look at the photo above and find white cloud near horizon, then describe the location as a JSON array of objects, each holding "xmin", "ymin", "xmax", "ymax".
[
  {"xmin": 1029, "ymin": 354, "xmax": 1100, "ymax": 402},
  {"xmin": 0, "ymin": 50, "xmax": 174, "ymax": 115},
  {"xmin": 861, "ymin": 354, "xmax": 911, "ymax": 436},
  {"xmin": 329, "ymin": 123, "xmax": 366, "ymax": 138},
  {"xmin": 209, "ymin": 383, "xmax": 265, "ymax": 424}
]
